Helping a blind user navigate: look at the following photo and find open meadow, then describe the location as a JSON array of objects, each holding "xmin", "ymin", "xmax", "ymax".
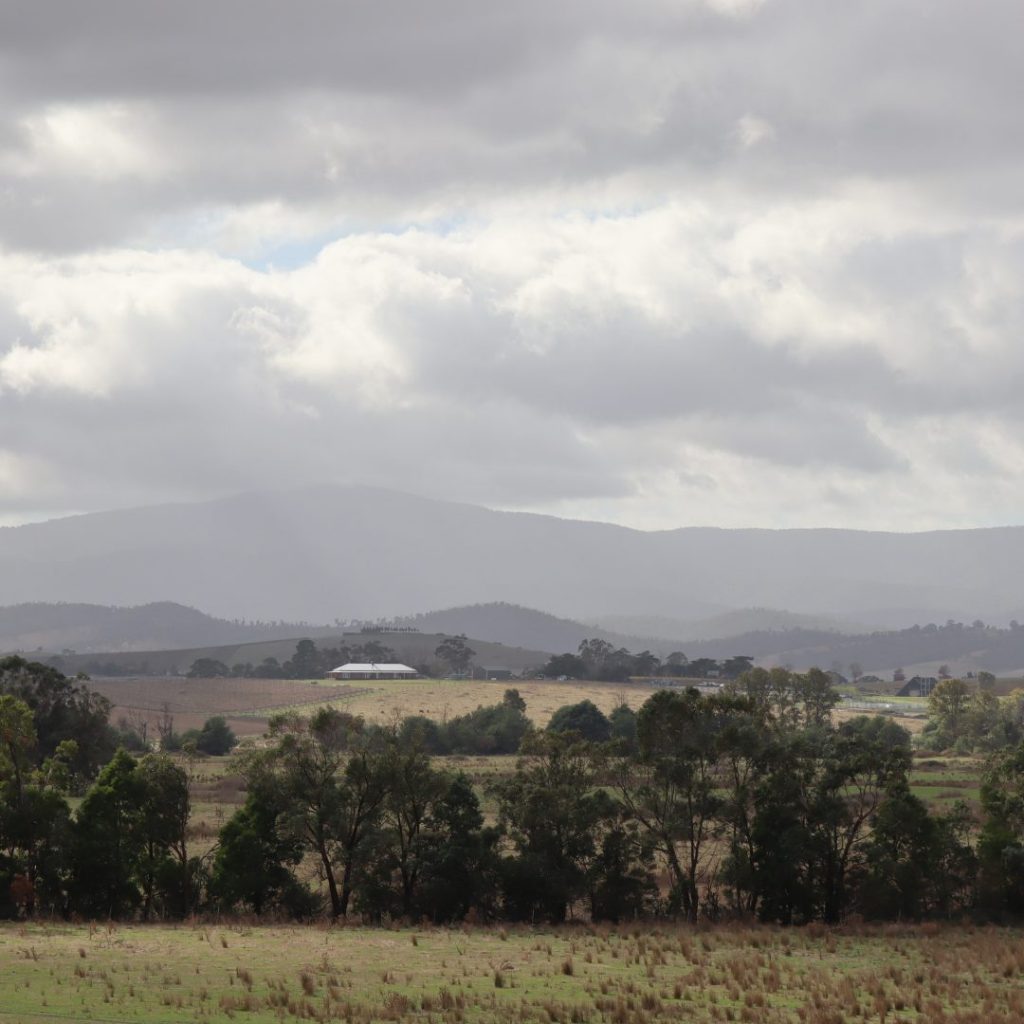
[{"xmin": 2, "ymin": 921, "xmax": 1023, "ymax": 1023}]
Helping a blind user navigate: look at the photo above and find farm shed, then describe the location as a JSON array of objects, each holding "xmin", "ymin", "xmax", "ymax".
[{"xmin": 327, "ymin": 662, "xmax": 419, "ymax": 680}]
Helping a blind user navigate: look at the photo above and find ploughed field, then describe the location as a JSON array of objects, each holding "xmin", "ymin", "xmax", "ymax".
[
  {"xmin": 88, "ymin": 676, "xmax": 365, "ymax": 737},
  {"xmin": 2, "ymin": 922, "xmax": 1023, "ymax": 1023}
]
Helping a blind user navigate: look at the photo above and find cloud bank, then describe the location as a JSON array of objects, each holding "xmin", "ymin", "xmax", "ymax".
[{"xmin": 1, "ymin": 1, "xmax": 1022, "ymax": 529}]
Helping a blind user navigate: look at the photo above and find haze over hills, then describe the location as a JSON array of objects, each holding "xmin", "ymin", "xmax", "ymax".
[
  {"xmin": 0, "ymin": 600, "xmax": 669, "ymax": 659},
  {"xmin": 3, "ymin": 485, "xmax": 1024, "ymax": 629},
  {"xmin": 593, "ymin": 609, "xmax": 862, "ymax": 643},
  {"xmin": 0, "ymin": 601, "xmax": 340, "ymax": 655},
  {"xmin": 392, "ymin": 603, "xmax": 672, "ymax": 656},
  {"xmin": 14, "ymin": 598, "xmax": 1024, "ymax": 682}
]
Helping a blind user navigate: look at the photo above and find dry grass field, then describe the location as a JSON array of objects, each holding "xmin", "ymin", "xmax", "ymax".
[
  {"xmin": 1, "ymin": 921, "xmax": 1023, "ymax": 1023},
  {"xmin": 88, "ymin": 674, "xmax": 929, "ymax": 738},
  {"xmin": 264, "ymin": 677, "xmax": 930, "ymax": 738},
  {"xmin": 833, "ymin": 705, "xmax": 927, "ymax": 734},
  {"xmin": 280, "ymin": 677, "xmax": 658, "ymax": 728}
]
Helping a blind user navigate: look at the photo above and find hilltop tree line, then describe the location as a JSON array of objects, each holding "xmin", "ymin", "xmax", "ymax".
[
  {"xmin": 188, "ymin": 635, "xmax": 478, "ymax": 680},
  {"xmin": 7, "ymin": 656, "xmax": 1024, "ymax": 924},
  {"xmin": 543, "ymin": 639, "xmax": 753, "ymax": 682},
  {"xmin": 188, "ymin": 639, "xmax": 398, "ymax": 681}
]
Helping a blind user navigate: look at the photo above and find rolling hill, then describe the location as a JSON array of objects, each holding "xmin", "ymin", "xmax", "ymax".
[{"xmin": 0, "ymin": 601, "xmax": 320, "ymax": 654}]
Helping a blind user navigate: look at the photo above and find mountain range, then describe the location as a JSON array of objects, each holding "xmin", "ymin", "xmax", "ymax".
[
  {"xmin": 3, "ymin": 485, "xmax": 1023, "ymax": 629},
  {"xmin": 9, "ymin": 599, "xmax": 1024, "ymax": 681}
]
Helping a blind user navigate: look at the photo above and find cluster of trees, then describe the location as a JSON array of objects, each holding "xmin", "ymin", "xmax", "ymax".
[
  {"xmin": 543, "ymin": 640, "xmax": 753, "ymax": 682},
  {"xmin": 162, "ymin": 716, "xmax": 238, "ymax": 756},
  {"xmin": 0, "ymin": 655, "xmax": 197, "ymax": 918},
  {"xmin": 189, "ymin": 639, "xmax": 397, "ymax": 680},
  {"xmin": 10, "ymin": 652, "xmax": 1024, "ymax": 925},
  {"xmin": 397, "ymin": 689, "xmax": 531, "ymax": 755},
  {"xmin": 0, "ymin": 729, "xmax": 196, "ymax": 920},
  {"xmin": 189, "ymin": 635, "xmax": 480, "ymax": 681},
  {"xmin": 201, "ymin": 668, "xmax": 998, "ymax": 925},
  {"xmin": 109, "ymin": 707, "xmax": 237, "ymax": 758},
  {"xmin": 920, "ymin": 678, "xmax": 1024, "ymax": 754},
  {"xmin": 0, "ymin": 656, "xmax": 115, "ymax": 780},
  {"xmin": 0, "ymin": 657, "xmax": 243, "ymax": 919}
]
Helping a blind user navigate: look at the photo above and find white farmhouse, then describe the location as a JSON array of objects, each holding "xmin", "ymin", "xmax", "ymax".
[{"xmin": 327, "ymin": 662, "xmax": 419, "ymax": 680}]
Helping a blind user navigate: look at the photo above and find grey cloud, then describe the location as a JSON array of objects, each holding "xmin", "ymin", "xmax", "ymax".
[
  {"xmin": 1, "ymin": 2, "xmax": 1024, "ymax": 528},
  {"xmin": 1, "ymin": 2, "xmax": 1022, "ymax": 253}
]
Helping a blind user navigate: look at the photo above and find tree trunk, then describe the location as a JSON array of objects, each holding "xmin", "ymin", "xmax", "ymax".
[{"xmin": 317, "ymin": 839, "xmax": 341, "ymax": 918}]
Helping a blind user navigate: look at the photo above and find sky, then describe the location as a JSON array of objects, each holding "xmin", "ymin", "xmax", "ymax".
[{"xmin": 1, "ymin": 1, "xmax": 1023, "ymax": 531}]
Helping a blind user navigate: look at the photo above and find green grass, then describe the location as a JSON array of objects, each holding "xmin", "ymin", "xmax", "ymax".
[
  {"xmin": 908, "ymin": 755, "xmax": 983, "ymax": 811},
  {"xmin": 2, "ymin": 921, "xmax": 1024, "ymax": 1022}
]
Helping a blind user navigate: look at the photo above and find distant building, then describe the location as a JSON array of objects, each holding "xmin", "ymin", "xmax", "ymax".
[
  {"xmin": 475, "ymin": 667, "xmax": 513, "ymax": 681},
  {"xmin": 897, "ymin": 676, "xmax": 938, "ymax": 697},
  {"xmin": 327, "ymin": 662, "xmax": 419, "ymax": 680}
]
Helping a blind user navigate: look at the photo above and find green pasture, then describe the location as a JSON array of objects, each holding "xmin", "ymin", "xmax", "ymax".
[{"xmin": 2, "ymin": 921, "xmax": 1024, "ymax": 1023}]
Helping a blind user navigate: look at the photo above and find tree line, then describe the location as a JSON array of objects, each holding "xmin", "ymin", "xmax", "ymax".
[
  {"xmin": 188, "ymin": 638, "xmax": 398, "ymax": 680},
  {"xmin": 921, "ymin": 676, "xmax": 1024, "ymax": 755},
  {"xmin": 543, "ymin": 639, "xmax": 753, "ymax": 682},
  {"xmin": 6, "ymin": 654, "xmax": 1024, "ymax": 925},
  {"xmin": 188, "ymin": 635, "xmax": 479, "ymax": 680}
]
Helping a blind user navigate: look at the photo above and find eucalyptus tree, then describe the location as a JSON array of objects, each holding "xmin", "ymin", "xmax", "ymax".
[
  {"xmin": 494, "ymin": 731, "xmax": 616, "ymax": 923},
  {"xmin": 613, "ymin": 688, "xmax": 725, "ymax": 921},
  {"xmin": 258, "ymin": 708, "xmax": 389, "ymax": 918}
]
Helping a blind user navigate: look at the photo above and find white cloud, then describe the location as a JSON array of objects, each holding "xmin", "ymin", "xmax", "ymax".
[{"xmin": 0, "ymin": 1, "xmax": 1022, "ymax": 529}]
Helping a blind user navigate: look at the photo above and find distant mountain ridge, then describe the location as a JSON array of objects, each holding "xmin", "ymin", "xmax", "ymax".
[
  {"xmin": 593, "ymin": 608, "xmax": 860, "ymax": 643},
  {"xmin": 3, "ymin": 484, "xmax": 1024, "ymax": 626},
  {"xmin": 0, "ymin": 599, "xmax": 686, "ymax": 659},
  {"xmin": 0, "ymin": 601, "xmax": 335, "ymax": 655},
  {"xmin": 393, "ymin": 602, "xmax": 673, "ymax": 655},
  {"xmin": 7, "ymin": 598, "xmax": 1024, "ymax": 681}
]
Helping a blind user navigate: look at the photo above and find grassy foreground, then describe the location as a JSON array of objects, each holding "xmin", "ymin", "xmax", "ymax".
[{"xmin": 1, "ymin": 922, "xmax": 1023, "ymax": 1023}]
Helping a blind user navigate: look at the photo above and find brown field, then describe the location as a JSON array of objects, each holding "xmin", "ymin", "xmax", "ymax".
[
  {"xmin": 90, "ymin": 676, "xmax": 365, "ymax": 738},
  {"xmin": 833, "ymin": 705, "xmax": 927, "ymax": 734},
  {"xmin": 272, "ymin": 677, "xmax": 929, "ymax": 734},
  {"xmin": 282, "ymin": 677, "xmax": 661, "ymax": 727},
  {"xmin": 90, "ymin": 675, "xmax": 928, "ymax": 739}
]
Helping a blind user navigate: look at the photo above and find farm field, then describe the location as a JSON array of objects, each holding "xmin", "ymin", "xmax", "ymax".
[
  {"xmin": 1, "ymin": 921, "xmax": 1023, "ymax": 1023},
  {"xmin": 87, "ymin": 676, "xmax": 365, "ymax": 738},
  {"xmin": 908, "ymin": 756, "xmax": 983, "ymax": 813},
  {"xmin": 277, "ymin": 676, "xmax": 659, "ymax": 727},
  {"xmin": 87, "ymin": 673, "xmax": 931, "ymax": 738}
]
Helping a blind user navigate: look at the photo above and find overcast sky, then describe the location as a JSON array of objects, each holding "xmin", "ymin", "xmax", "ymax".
[{"xmin": 1, "ymin": 1, "xmax": 1022, "ymax": 531}]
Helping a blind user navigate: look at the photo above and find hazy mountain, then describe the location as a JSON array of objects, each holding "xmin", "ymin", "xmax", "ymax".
[
  {"xmin": 678, "ymin": 622, "xmax": 1024, "ymax": 680},
  {"xmin": 394, "ymin": 602, "xmax": 672, "ymax": 655},
  {"xmin": 1, "ymin": 599, "xmax": 668, "ymax": 660},
  {"xmin": 2, "ymin": 485, "xmax": 1023, "ymax": 625},
  {"xmin": 594, "ymin": 608, "xmax": 860, "ymax": 644},
  {"xmin": 0, "ymin": 601, "xmax": 335, "ymax": 655}
]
